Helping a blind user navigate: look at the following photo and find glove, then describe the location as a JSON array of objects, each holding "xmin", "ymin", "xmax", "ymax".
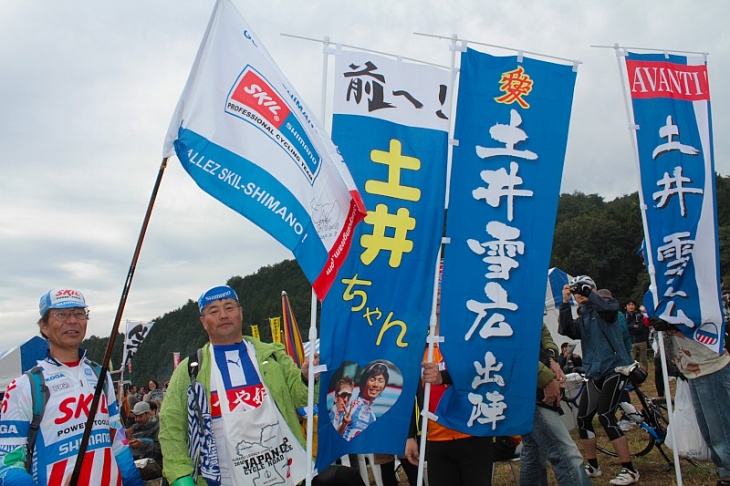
[
  {"xmin": 578, "ymin": 284, "xmax": 593, "ymax": 297},
  {"xmin": 648, "ymin": 316, "xmax": 672, "ymax": 332}
]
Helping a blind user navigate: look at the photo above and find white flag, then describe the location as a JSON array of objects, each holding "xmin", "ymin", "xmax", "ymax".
[{"xmin": 163, "ymin": 0, "xmax": 365, "ymax": 299}]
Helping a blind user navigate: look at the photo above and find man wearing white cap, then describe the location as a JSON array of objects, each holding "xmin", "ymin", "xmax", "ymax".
[
  {"xmin": 0, "ymin": 288, "xmax": 142, "ymax": 485},
  {"xmin": 128, "ymin": 401, "xmax": 162, "ymax": 479},
  {"xmin": 160, "ymin": 285, "xmax": 319, "ymax": 486}
]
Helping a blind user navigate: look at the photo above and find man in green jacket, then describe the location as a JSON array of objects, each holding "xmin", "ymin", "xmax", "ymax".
[{"xmin": 159, "ymin": 285, "xmax": 319, "ymax": 486}]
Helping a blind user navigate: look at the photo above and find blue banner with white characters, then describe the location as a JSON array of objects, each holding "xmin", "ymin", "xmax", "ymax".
[
  {"xmin": 438, "ymin": 48, "xmax": 577, "ymax": 436},
  {"xmin": 624, "ymin": 51, "xmax": 724, "ymax": 353},
  {"xmin": 316, "ymin": 50, "xmax": 450, "ymax": 469}
]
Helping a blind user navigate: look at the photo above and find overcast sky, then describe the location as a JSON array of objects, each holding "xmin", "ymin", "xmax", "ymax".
[{"xmin": 1, "ymin": 1, "xmax": 728, "ymax": 353}]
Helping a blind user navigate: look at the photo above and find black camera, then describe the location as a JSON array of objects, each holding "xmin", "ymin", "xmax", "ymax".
[
  {"xmin": 648, "ymin": 316, "xmax": 674, "ymax": 332},
  {"xmin": 569, "ymin": 283, "xmax": 581, "ymax": 294}
]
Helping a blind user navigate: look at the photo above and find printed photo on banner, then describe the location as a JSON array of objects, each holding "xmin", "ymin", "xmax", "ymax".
[{"xmin": 326, "ymin": 360, "xmax": 402, "ymax": 441}]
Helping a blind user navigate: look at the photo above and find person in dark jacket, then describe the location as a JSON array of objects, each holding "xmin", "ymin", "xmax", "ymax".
[
  {"xmin": 558, "ymin": 275, "xmax": 639, "ymax": 485},
  {"xmin": 128, "ymin": 400, "xmax": 163, "ymax": 479},
  {"xmin": 625, "ymin": 300, "xmax": 650, "ymax": 370}
]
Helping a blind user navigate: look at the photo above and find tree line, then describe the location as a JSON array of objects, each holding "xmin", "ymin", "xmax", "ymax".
[{"xmin": 84, "ymin": 175, "xmax": 730, "ymax": 383}]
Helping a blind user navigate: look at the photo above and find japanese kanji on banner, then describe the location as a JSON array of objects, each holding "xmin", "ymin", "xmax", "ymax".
[
  {"xmin": 121, "ymin": 320, "xmax": 154, "ymax": 369},
  {"xmin": 163, "ymin": 0, "xmax": 365, "ymax": 300},
  {"xmin": 316, "ymin": 50, "xmax": 450, "ymax": 469},
  {"xmin": 438, "ymin": 48, "xmax": 578, "ymax": 436},
  {"xmin": 623, "ymin": 51, "xmax": 724, "ymax": 353}
]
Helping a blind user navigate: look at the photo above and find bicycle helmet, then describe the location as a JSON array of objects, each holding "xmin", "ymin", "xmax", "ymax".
[{"xmin": 569, "ymin": 275, "xmax": 596, "ymax": 290}]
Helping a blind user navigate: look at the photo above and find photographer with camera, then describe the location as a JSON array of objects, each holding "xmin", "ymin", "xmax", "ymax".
[
  {"xmin": 558, "ymin": 275, "xmax": 639, "ymax": 485},
  {"xmin": 649, "ymin": 316, "xmax": 730, "ymax": 486}
]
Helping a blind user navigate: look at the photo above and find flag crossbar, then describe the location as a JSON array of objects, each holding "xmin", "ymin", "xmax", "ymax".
[
  {"xmin": 281, "ymin": 33, "xmax": 449, "ymax": 69},
  {"xmin": 592, "ymin": 43, "xmax": 709, "ymax": 57},
  {"xmin": 414, "ymin": 32, "xmax": 582, "ymax": 67}
]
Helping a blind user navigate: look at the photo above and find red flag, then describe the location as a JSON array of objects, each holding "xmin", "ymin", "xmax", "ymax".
[{"xmin": 281, "ymin": 291, "xmax": 305, "ymax": 367}]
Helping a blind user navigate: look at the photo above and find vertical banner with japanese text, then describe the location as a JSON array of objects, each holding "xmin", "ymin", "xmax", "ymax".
[
  {"xmin": 316, "ymin": 50, "xmax": 450, "ymax": 468},
  {"xmin": 624, "ymin": 51, "xmax": 724, "ymax": 352},
  {"xmin": 438, "ymin": 48, "xmax": 577, "ymax": 436}
]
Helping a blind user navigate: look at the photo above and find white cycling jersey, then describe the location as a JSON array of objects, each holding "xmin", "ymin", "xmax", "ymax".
[{"xmin": 0, "ymin": 352, "xmax": 141, "ymax": 485}]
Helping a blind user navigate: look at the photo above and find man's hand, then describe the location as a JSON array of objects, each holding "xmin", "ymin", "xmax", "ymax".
[
  {"xmin": 549, "ymin": 359, "xmax": 567, "ymax": 383},
  {"xmin": 562, "ymin": 284, "xmax": 572, "ymax": 303},
  {"xmin": 421, "ymin": 361, "xmax": 442, "ymax": 385},
  {"xmin": 542, "ymin": 379, "xmax": 562, "ymax": 404},
  {"xmin": 405, "ymin": 437, "xmax": 419, "ymax": 466},
  {"xmin": 129, "ymin": 438, "xmax": 142, "ymax": 448},
  {"xmin": 301, "ymin": 353, "xmax": 320, "ymax": 381}
]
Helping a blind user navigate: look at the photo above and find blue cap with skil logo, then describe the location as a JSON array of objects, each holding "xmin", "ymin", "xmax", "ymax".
[
  {"xmin": 198, "ymin": 285, "xmax": 238, "ymax": 313},
  {"xmin": 39, "ymin": 288, "xmax": 88, "ymax": 316}
]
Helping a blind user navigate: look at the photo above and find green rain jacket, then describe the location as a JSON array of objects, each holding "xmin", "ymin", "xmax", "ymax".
[{"xmin": 159, "ymin": 337, "xmax": 316, "ymax": 485}]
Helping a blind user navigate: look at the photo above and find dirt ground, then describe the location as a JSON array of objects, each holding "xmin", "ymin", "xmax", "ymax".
[{"xmin": 385, "ymin": 358, "xmax": 721, "ymax": 485}]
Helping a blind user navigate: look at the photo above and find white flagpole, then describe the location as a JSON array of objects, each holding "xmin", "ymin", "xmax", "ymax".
[
  {"xmin": 302, "ymin": 35, "xmax": 335, "ymax": 486},
  {"xmin": 414, "ymin": 33, "xmax": 462, "ymax": 486},
  {"xmin": 607, "ymin": 43, "xmax": 683, "ymax": 486}
]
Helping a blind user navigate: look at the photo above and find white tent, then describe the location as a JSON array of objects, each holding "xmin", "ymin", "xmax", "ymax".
[
  {"xmin": 544, "ymin": 267, "xmax": 580, "ymax": 355},
  {"xmin": 544, "ymin": 267, "xmax": 582, "ymax": 430},
  {"xmin": 0, "ymin": 336, "xmax": 48, "ymax": 391}
]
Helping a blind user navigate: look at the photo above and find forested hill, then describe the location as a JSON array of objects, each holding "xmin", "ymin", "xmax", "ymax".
[{"xmin": 83, "ymin": 176, "xmax": 730, "ymax": 383}]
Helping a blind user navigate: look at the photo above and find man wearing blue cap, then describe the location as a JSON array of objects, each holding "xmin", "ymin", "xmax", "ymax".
[
  {"xmin": 0, "ymin": 288, "xmax": 142, "ymax": 485},
  {"xmin": 160, "ymin": 285, "xmax": 319, "ymax": 486}
]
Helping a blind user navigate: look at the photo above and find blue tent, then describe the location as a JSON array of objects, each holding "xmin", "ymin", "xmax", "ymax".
[{"xmin": 0, "ymin": 336, "xmax": 48, "ymax": 390}]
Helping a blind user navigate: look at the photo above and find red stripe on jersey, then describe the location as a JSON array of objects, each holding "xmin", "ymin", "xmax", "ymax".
[{"xmin": 49, "ymin": 458, "xmax": 68, "ymax": 486}]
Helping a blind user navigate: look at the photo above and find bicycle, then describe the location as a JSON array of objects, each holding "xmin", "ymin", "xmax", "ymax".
[{"xmin": 562, "ymin": 366, "xmax": 674, "ymax": 465}]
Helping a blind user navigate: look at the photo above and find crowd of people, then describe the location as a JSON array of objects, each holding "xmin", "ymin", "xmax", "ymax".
[{"xmin": 1, "ymin": 278, "xmax": 730, "ymax": 486}]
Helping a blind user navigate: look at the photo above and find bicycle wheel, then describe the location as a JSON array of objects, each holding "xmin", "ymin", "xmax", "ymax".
[
  {"xmin": 649, "ymin": 403, "xmax": 669, "ymax": 444},
  {"xmin": 595, "ymin": 408, "xmax": 655, "ymax": 457}
]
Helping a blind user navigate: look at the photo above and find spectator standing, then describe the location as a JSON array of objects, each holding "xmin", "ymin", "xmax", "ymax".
[
  {"xmin": 651, "ymin": 317, "xmax": 730, "ymax": 486},
  {"xmin": 0, "ymin": 288, "xmax": 141, "ymax": 485},
  {"xmin": 625, "ymin": 300, "xmax": 650, "ymax": 370},
  {"xmin": 558, "ymin": 276, "xmax": 639, "ymax": 485},
  {"xmin": 159, "ymin": 285, "xmax": 318, "ymax": 486},
  {"xmin": 404, "ymin": 291, "xmax": 494, "ymax": 486},
  {"xmin": 519, "ymin": 324, "xmax": 591, "ymax": 486}
]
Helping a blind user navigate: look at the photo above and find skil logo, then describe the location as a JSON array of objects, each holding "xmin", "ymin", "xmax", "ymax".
[
  {"xmin": 228, "ymin": 68, "xmax": 291, "ymax": 128},
  {"xmin": 54, "ymin": 393, "xmax": 108, "ymax": 425},
  {"xmin": 54, "ymin": 289, "xmax": 82, "ymax": 298},
  {"xmin": 225, "ymin": 66, "xmax": 322, "ymax": 185}
]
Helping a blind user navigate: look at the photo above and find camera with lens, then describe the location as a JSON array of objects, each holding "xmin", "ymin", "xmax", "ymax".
[
  {"xmin": 648, "ymin": 316, "xmax": 674, "ymax": 332},
  {"xmin": 569, "ymin": 283, "xmax": 581, "ymax": 294}
]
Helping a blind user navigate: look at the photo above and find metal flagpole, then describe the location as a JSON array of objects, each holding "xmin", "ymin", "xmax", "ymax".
[
  {"xmin": 599, "ymin": 43, "xmax": 684, "ymax": 485},
  {"xmin": 70, "ymin": 158, "xmax": 169, "ymax": 483}
]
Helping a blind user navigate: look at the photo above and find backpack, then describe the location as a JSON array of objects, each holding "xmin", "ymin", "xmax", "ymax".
[{"xmin": 23, "ymin": 361, "xmax": 102, "ymax": 472}]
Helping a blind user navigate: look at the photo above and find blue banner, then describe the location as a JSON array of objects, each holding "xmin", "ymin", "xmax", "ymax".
[
  {"xmin": 438, "ymin": 48, "xmax": 577, "ymax": 436},
  {"xmin": 625, "ymin": 51, "xmax": 724, "ymax": 352},
  {"xmin": 316, "ymin": 51, "xmax": 450, "ymax": 469}
]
